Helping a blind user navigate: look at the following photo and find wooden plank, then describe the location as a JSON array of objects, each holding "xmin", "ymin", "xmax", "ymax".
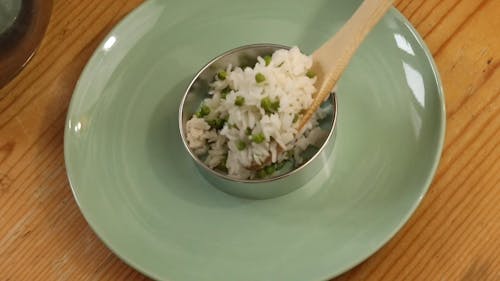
[{"xmin": 0, "ymin": 0, "xmax": 498, "ymax": 280}]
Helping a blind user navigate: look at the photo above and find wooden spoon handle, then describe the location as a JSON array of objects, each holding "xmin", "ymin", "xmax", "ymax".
[{"xmin": 299, "ymin": 0, "xmax": 394, "ymax": 130}]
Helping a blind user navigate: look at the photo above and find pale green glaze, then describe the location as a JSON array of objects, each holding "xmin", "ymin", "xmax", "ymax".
[{"xmin": 64, "ymin": 0, "xmax": 445, "ymax": 280}]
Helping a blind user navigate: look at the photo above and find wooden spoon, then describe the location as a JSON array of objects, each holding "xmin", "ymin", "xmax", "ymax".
[
  {"xmin": 242, "ymin": 0, "xmax": 394, "ymax": 170},
  {"xmin": 298, "ymin": 0, "xmax": 395, "ymax": 131}
]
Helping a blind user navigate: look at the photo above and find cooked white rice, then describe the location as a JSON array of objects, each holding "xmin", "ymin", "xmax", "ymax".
[{"xmin": 186, "ymin": 46, "xmax": 329, "ymax": 179}]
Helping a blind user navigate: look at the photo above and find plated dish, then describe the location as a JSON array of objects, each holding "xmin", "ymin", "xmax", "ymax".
[
  {"xmin": 182, "ymin": 46, "xmax": 331, "ymax": 180},
  {"xmin": 179, "ymin": 44, "xmax": 338, "ymax": 199},
  {"xmin": 64, "ymin": 0, "xmax": 445, "ymax": 280}
]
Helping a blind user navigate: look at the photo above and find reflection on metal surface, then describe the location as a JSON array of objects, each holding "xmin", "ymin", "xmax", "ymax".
[
  {"xmin": 319, "ymin": 150, "xmax": 332, "ymax": 179},
  {"xmin": 394, "ymin": 33, "xmax": 414, "ymax": 56}
]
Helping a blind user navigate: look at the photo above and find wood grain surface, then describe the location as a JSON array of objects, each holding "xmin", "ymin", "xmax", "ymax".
[{"xmin": 0, "ymin": 0, "xmax": 498, "ymax": 280}]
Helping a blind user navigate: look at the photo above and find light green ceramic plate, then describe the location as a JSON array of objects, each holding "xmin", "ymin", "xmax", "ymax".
[{"xmin": 64, "ymin": 0, "xmax": 445, "ymax": 280}]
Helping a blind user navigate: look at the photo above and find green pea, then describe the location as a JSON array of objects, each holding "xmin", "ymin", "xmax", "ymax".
[
  {"xmin": 217, "ymin": 70, "xmax": 228, "ymax": 80},
  {"xmin": 261, "ymin": 97, "xmax": 279, "ymax": 114},
  {"xmin": 264, "ymin": 164, "xmax": 275, "ymax": 175},
  {"xmin": 234, "ymin": 96, "xmax": 245, "ymax": 106},
  {"xmin": 245, "ymin": 127, "xmax": 252, "ymax": 136},
  {"xmin": 255, "ymin": 73, "xmax": 266, "ymax": 83},
  {"xmin": 237, "ymin": 140, "xmax": 246, "ymax": 151},
  {"xmin": 261, "ymin": 97, "xmax": 272, "ymax": 114},
  {"xmin": 276, "ymin": 161, "xmax": 286, "ymax": 170},
  {"xmin": 264, "ymin": 55, "xmax": 272, "ymax": 66},
  {"xmin": 271, "ymin": 99, "xmax": 280, "ymax": 111},
  {"xmin": 220, "ymin": 86, "xmax": 231, "ymax": 99},
  {"xmin": 207, "ymin": 119, "xmax": 216, "ymax": 127},
  {"xmin": 252, "ymin": 133, "xmax": 265, "ymax": 144},
  {"xmin": 306, "ymin": 70, "xmax": 316, "ymax": 78},
  {"xmin": 293, "ymin": 114, "xmax": 299, "ymax": 123},
  {"xmin": 208, "ymin": 118, "xmax": 226, "ymax": 130},
  {"xmin": 196, "ymin": 105, "xmax": 210, "ymax": 118},
  {"xmin": 261, "ymin": 96, "xmax": 271, "ymax": 107},
  {"xmin": 256, "ymin": 169, "xmax": 267, "ymax": 178}
]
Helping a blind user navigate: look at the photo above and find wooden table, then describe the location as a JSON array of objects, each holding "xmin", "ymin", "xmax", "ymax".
[{"xmin": 1, "ymin": 0, "xmax": 498, "ymax": 280}]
